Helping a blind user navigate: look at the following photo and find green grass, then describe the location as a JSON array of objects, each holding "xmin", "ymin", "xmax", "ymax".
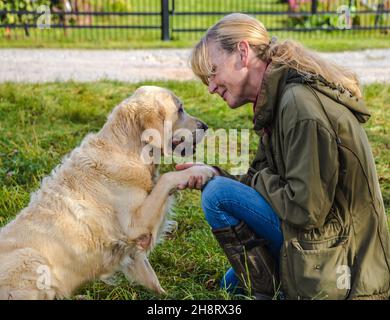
[{"xmin": 0, "ymin": 81, "xmax": 389, "ymax": 299}]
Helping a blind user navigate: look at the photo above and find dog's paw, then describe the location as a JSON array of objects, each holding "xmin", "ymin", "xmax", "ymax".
[
  {"xmin": 100, "ymin": 273, "xmax": 120, "ymax": 286},
  {"xmin": 155, "ymin": 285, "xmax": 166, "ymax": 295}
]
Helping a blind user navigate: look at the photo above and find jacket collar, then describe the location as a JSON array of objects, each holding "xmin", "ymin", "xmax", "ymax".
[{"xmin": 253, "ymin": 63, "xmax": 291, "ymax": 131}]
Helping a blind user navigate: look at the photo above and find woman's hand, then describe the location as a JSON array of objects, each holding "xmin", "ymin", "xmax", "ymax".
[
  {"xmin": 174, "ymin": 163, "xmax": 220, "ymax": 190},
  {"xmin": 161, "ymin": 164, "xmax": 215, "ymax": 193}
]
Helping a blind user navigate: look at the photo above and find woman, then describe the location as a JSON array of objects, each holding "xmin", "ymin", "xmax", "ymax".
[{"xmin": 176, "ymin": 13, "xmax": 390, "ymax": 300}]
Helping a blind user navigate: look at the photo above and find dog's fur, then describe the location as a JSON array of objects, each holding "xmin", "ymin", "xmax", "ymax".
[{"xmin": 0, "ymin": 86, "xmax": 211, "ymax": 300}]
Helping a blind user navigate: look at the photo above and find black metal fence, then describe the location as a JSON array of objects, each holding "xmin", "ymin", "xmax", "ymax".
[{"xmin": 0, "ymin": 0, "xmax": 389, "ymax": 43}]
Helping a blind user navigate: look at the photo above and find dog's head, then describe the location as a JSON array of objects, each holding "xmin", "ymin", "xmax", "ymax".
[{"xmin": 105, "ymin": 86, "xmax": 208, "ymax": 158}]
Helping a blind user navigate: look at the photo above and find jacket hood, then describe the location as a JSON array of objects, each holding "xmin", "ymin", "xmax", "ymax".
[
  {"xmin": 290, "ymin": 69, "xmax": 371, "ymax": 124},
  {"xmin": 253, "ymin": 63, "xmax": 371, "ymax": 130}
]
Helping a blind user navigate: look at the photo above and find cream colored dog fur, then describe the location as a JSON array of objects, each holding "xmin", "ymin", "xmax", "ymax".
[{"xmin": 0, "ymin": 86, "xmax": 213, "ymax": 300}]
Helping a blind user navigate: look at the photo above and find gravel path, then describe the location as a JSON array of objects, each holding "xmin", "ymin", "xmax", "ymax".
[{"xmin": 0, "ymin": 48, "xmax": 389, "ymax": 84}]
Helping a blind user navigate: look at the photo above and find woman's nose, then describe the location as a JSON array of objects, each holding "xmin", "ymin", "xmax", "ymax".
[{"xmin": 208, "ymin": 81, "xmax": 218, "ymax": 94}]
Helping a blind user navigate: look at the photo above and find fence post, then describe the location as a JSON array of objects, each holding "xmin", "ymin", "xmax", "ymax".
[
  {"xmin": 311, "ymin": 0, "xmax": 318, "ymax": 14},
  {"xmin": 161, "ymin": 0, "xmax": 170, "ymax": 41}
]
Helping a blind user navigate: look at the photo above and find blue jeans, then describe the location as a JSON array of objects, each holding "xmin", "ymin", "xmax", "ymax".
[{"xmin": 201, "ymin": 176, "xmax": 283, "ymax": 293}]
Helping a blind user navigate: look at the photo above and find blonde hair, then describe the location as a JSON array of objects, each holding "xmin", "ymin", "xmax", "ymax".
[{"xmin": 190, "ymin": 13, "xmax": 362, "ymax": 98}]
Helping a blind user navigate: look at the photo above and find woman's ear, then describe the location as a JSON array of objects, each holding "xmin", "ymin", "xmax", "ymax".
[{"xmin": 237, "ymin": 40, "xmax": 250, "ymax": 67}]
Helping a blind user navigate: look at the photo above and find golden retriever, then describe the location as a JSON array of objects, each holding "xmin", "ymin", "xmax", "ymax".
[{"xmin": 0, "ymin": 86, "xmax": 213, "ymax": 300}]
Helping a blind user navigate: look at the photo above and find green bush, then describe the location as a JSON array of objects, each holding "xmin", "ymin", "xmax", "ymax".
[
  {"xmin": 91, "ymin": 0, "xmax": 132, "ymax": 12},
  {"xmin": 286, "ymin": 1, "xmax": 360, "ymax": 29},
  {"xmin": 0, "ymin": 0, "xmax": 50, "ymax": 25}
]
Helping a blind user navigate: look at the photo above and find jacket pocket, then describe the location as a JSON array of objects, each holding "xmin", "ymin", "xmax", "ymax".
[{"xmin": 288, "ymin": 236, "xmax": 350, "ymax": 300}]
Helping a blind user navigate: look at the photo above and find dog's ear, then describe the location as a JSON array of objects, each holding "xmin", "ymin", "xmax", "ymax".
[
  {"xmin": 140, "ymin": 101, "xmax": 166, "ymax": 132},
  {"xmin": 139, "ymin": 100, "xmax": 167, "ymax": 151},
  {"xmin": 104, "ymin": 103, "xmax": 138, "ymax": 143}
]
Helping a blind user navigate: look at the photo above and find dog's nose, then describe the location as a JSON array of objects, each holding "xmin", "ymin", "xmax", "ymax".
[{"xmin": 197, "ymin": 122, "xmax": 208, "ymax": 131}]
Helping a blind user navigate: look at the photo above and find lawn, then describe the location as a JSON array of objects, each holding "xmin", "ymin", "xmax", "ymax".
[{"xmin": 0, "ymin": 81, "xmax": 389, "ymax": 299}]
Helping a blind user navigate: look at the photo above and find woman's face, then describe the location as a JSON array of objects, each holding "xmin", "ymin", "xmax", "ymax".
[{"xmin": 207, "ymin": 42, "xmax": 250, "ymax": 109}]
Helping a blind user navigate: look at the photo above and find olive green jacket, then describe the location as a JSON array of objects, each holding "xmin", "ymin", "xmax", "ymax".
[{"xmin": 217, "ymin": 63, "xmax": 390, "ymax": 299}]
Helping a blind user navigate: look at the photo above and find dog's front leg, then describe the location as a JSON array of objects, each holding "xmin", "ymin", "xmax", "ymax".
[
  {"xmin": 125, "ymin": 168, "xmax": 214, "ymax": 294},
  {"xmin": 128, "ymin": 167, "xmax": 214, "ymax": 249},
  {"xmin": 122, "ymin": 173, "xmax": 182, "ymax": 295},
  {"xmin": 128, "ymin": 172, "xmax": 180, "ymax": 248}
]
